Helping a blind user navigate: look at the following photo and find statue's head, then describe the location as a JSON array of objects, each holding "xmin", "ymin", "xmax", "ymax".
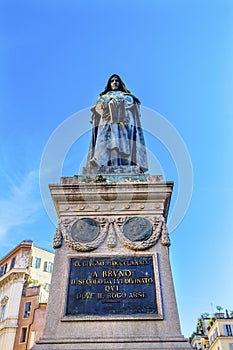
[
  {"xmin": 110, "ymin": 75, "xmax": 121, "ymax": 91},
  {"xmin": 100, "ymin": 74, "xmax": 131, "ymax": 95}
]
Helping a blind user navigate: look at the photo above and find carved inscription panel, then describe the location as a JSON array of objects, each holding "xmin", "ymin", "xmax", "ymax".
[{"xmin": 66, "ymin": 256, "xmax": 157, "ymax": 317}]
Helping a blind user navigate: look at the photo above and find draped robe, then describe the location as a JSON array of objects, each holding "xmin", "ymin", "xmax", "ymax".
[{"xmin": 87, "ymin": 91, "xmax": 148, "ymax": 172}]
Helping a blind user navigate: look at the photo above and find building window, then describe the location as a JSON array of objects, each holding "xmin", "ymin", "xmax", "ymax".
[
  {"xmin": 24, "ymin": 302, "xmax": 31, "ymax": 318},
  {"xmin": 43, "ymin": 261, "xmax": 53, "ymax": 273},
  {"xmin": 213, "ymin": 327, "xmax": 218, "ymax": 340},
  {"xmin": 20, "ymin": 327, "xmax": 27, "ymax": 343},
  {"xmin": 229, "ymin": 343, "xmax": 233, "ymax": 350},
  {"xmin": 0, "ymin": 295, "xmax": 8, "ymax": 322},
  {"xmin": 225, "ymin": 324, "xmax": 233, "ymax": 336},
  {"xmin": 0, "ymin": 305, "xmax": 6, "ymax": 322},
  {"xmin": 31, "ymin": 257, "xmax": 41, "ymax": 269},
  {"xmin": 45, "ymin": 283, "xmax": 51, "ymax": 291},
  {"xmin": 10, "ymin": 257, "xmax": 16, "ymax": 269},
  {"xmin": 0, "ymin": 263, "xmax": 7, "ymax": 277}
]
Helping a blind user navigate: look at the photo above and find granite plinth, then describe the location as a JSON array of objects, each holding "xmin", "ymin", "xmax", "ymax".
[{"xmin": 32, "ymin": 175, "xmax": 191, "ymax": 350}]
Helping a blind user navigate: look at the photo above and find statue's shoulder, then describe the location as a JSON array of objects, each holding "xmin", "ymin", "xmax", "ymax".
[
  {"xmin": 95, "ymin": 93, "xmax": 110, "ymax": 104},
  {"xmin": 124, "ymin": 93, "xmax": 140, "ymax": 105},
  {"xmin": 90, "ymin": 95, "xmax": 105, "ymax": 111}
]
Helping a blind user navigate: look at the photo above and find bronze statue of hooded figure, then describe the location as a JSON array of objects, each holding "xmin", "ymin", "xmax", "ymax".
[{"xmin": 86, "ymin": 74, "xmax": 148, "ymax": 172}]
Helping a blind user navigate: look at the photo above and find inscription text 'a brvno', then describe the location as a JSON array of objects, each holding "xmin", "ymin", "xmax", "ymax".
[{"xmin": 66, "ymin": 256, "xmax": 157, "ymax": 316}]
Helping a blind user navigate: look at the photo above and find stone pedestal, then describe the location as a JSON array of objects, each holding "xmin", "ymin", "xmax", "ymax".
[{"xmin": 32, "ymin": 175, "xmax": 191, "ymax": 350}]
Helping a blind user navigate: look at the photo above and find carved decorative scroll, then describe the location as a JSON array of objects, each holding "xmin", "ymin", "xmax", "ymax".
[
  {"xmin": 53, "ymin": 215, "xmax": 170, "ymax": 252},
  {"xmin": 53, "ymin": 222, "xmax": 63, "ymax": 248}
]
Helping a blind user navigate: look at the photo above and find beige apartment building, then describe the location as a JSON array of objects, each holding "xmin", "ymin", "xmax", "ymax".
[
  {"xmin": 0, "ymin": 240, "xmax": 54, "ymax": 350},
  {"xmin": 207, "ymin": 316, "xmax": 233, "ymax": 350},
  {"xmin": 191, "ymin": 311, "xmax": 233, "ymax": 350}
]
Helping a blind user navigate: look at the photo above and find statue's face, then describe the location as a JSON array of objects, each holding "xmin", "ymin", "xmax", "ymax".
[{"xmin": 110, "ymin": 77, "xmax": 120, "ymax": 91}]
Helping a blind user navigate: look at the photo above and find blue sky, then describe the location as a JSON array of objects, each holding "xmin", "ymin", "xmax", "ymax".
[{"xmin": 1, "ymin": 0, "xmax": 233, "ymax": 338}]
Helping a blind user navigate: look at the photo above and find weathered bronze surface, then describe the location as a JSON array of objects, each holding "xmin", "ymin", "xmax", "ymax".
[
  {"xmin": 71, "ymin": 218, "xmax": 100, "ymax": 243},
  {"xmin": 123, "ymin": 217, "xmax": 153, "ymax": 242},
  {"xmin": 85, "ymin": 74, "xmax": 148, "ymax": 174}
]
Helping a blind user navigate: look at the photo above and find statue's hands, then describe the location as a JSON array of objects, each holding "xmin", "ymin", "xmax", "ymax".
[
  {"xmin": 101, "ymin": 101, "xmax": 108, "ymax": 109},
  {"xmin": 109, "ymin": 97, "xmax": 119, "ymax": 108}
]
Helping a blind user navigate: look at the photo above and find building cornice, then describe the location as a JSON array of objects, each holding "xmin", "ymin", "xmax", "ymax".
[
  {"xmin": 0, "ymin": 268, "xmax": 29, "ymax": 288},
  {"xmin": 0, "ymin": 241, "xmax": 33, "ymax": 265},
  {"xmin": 0, "ymin": 317, "xmax": 18, "ymax": 331}
]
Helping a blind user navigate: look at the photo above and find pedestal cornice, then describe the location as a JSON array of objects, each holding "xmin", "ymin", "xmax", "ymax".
[{"xmin": 49, "ymin": 176, "xmax": 173, "ymax": 221}]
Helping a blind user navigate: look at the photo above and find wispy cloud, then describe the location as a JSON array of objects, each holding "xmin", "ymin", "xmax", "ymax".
[{"xmin": 0, "ymin": 170, "xmax": 42, "ymax": 240}]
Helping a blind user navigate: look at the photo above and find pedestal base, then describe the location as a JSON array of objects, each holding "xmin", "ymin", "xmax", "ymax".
[
  {"xmin": 34, "ymin": 337, "xmax": 191, "ymax": 350},
  {"xmin": 32, "ymin": 176, "xmax": 191, "ymax": 350}
]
